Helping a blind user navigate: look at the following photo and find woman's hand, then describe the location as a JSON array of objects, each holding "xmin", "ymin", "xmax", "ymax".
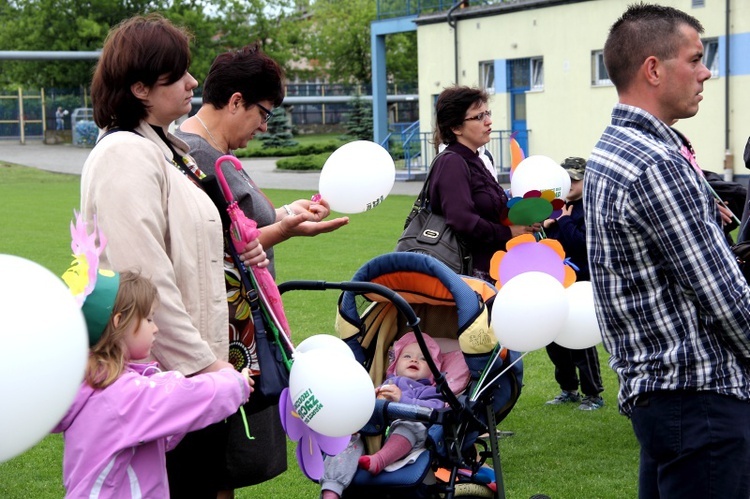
[
  {"xmin": 289, "ymin": 198, "xmax": 331, "ymax": 222},
  {"xmin": 278, "ymin": 196, "xmax": 349, "ymax": 238},
  {"xmin": 716, "ymin": 201, "xmax": 733, "ymax": 226},
  {"xmin": 240, "ymin": 238, "xmax": 269, "ymax": 268}
]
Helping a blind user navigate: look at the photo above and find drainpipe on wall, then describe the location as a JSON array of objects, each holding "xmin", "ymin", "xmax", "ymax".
[
  {"xmin": 724, "ymin": 0, "xmax": 733, "ymax": 181},
  {"xmin": 447, "ymin": 2, "xmax": 462, "ymax": 84}
]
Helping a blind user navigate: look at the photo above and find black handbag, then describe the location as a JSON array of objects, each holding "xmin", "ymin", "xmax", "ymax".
[{"xmin": 395, "ymin": 151, "xmax": 472, "ymax": 275}]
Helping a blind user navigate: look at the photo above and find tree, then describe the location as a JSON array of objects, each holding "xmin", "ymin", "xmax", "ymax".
[
  {"xmin": 258, "ymin": 107, "xmax": 298, "ymax": 148},
  {"xmin": 306, "ymin": 0, "xmax": 417, "ymax": 86},
  {"xmin": 0, "ymin": 0, "xmax": 160, "ymax": 88},
  {"xmin": 0, "ymin": 0, "xmax": 307, "ymax": 89},
  {"xmin": 341, "ymin": 93, "xmax": 373, "ymax": 141},
  {"xmin": 307, "ymin": 0, "xmax": 375, "ymax": 84}
]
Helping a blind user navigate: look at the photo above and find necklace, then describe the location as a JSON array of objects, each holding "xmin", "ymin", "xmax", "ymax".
[{"xmin": 195, "ymin": 114, "xmax": 227, "ymax": 153}]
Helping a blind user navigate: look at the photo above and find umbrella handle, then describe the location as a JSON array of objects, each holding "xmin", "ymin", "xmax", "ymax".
[{"xmin": 215, "ymin": 154, "xmax": 244, "ymax": 203}]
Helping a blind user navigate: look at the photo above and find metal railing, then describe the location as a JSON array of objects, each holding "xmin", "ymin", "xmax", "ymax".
[{"xmin": 382, "ymin": 121, "xmax": 529, "ymax": 181}]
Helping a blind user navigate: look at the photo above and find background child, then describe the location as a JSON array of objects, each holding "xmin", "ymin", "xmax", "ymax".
[
  {"xmin": 542, "ymin": 157, "xmax": 604, "ymax": 411},
  {"xmin": 53, "ymin": 269, "xmax": 253, "ymax": 498},
  {"xmin": 321, "ymin": 332, "xmax": 444, "ymax": 499}
]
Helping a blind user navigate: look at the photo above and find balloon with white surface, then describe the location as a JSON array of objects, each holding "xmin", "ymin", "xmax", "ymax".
[
  {"xmin": 319, "ymin": 140, "xmax": 395, "ymax": 214},
  {"xmin": 491, "ymin": 271, "xmax": 569, "ymax": 352},
  {"xmin": 0, "ymin": 255, "xmax": 88, "ymax": 463},
  {"xmin": 554, "ymin": 281, "xmax": 603, "ymax": 349},
  {"xmin": 295, "ymin": 334, "xmax": 354, "ymax": 359},
  {"xmin": 510, "ymin": 155, "xmax": 570, "ymax": 200},
  {"xmin": 290, "ymin": 349, "xmax": 375, "ymax": 437}
]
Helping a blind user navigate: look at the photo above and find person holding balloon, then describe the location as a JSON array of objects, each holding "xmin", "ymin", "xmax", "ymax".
[
  {"xmin": 55, "ymin": 238, "xmax": 253, "ymax": 498},
  {"xmin": 585, "ymin": 4, "xmax": 750, "ymax": 497},
  {"xmin": 430, "ymin": 86, "xmax": 540, "ymax": 282},
  {"xmin": 176, "ymin": 42, "xmax": 349, "ymax": 279},
  {"xmin": 320, "ymin": 333, "xmax": 444, "ymax": 499},
  {"xmin": 174, "ymin": 43, "xmax": 348, "ymax": 491},
  {"xmin": 80, "ymin": 15, "xmax": 267, "ymax": 498},
  {"xmin": 542, "ymin": 157, "xmax": 604, "ymax": 411}
]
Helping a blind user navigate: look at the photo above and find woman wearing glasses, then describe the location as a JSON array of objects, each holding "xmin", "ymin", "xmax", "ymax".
[
  {"xmin": 175, "ymin": 43, "xmax": 348, "ymax": 494},
  {"xmin": 80, "ymin": 15, "xmax": 268, "ymax": 499},
  {"xmin": 177, "ymin": 43, "xmax": 348, "ymax": 279},
  {"xmin": 431, "ymin": 86, "xmax": 540, "ymax": 282}
]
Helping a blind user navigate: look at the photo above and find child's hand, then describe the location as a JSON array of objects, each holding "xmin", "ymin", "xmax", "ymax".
[
  {"xmin": 240, "ymin": 368, "xmax": 255, "ymax": 395},
  {"xmin": 375, "ymin": 383, "xmax": 402, "ymax": 402}
]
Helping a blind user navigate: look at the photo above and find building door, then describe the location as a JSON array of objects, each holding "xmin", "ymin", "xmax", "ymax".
[{"xmin": 507, "ymin": 58, "xmax": 530, "ymax": 154}]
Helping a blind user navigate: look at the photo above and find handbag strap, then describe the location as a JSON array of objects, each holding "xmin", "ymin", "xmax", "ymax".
[{"xmin": 419, "ymin": 150, "xmax": 471, "ymax": 210}]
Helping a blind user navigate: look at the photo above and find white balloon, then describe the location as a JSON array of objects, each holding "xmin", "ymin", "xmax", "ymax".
[
  {"xmin": 554, "ymin": 281, "xmax": 603, "ymax": 350},
  {"xmin": 0, "ymin": 255, "xmax": 88, "ymax": 463},
  {"xmin": 510, "ymin": 155, "xmax": 570, "ymax": 200},
  {"xmin": 319, "ymin": 140, "xmax": 396, "ymax": 214},
  {"xmin": 491, "ymin": 271, "xmax": 569, "ymax": 352},
  {"xmin": 295, "ymin": 334, "xmax": 354, "ymax": 359},
  {"xmin": 290, "ymin": 349, "xmax": 375, "ymax": 437}
]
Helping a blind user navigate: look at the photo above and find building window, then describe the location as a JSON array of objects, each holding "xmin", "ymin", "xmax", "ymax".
[
  {"xmin": 479, "ymin": 61, "xmax": 495, "ymax": 94},
  {"xmin": 703, "ymin": 38, "xmax": 719, "ymax": 77},
  {"xmin": 531, "ymin": 57, "xmax": 544, "ymax": 91},
  {"xmin": 591, "ymin": 50, "xmax": 612, "ymax": 86},
  {"xmin": 692, "ymin": 0, "xmax": 705, "ymax": 7}
]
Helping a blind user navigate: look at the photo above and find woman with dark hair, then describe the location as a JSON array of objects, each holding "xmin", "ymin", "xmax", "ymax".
[
  {"xmin": 80, "ymin": 14, "xmax": 267, "ymax": 499},
  {"xmin": 177, "ymin": 43, "xmax": 348, "ymax": 278},
  {"xmin": 175, "ymin": 43, "xmax": 348, "ymax": 492},
  {"xmin": 430, "ymin": 86, "xmax": 539, "ymax": 282}
]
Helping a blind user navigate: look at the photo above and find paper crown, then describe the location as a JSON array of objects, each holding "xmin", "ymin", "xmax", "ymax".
[{"xmin": 61, "ymin": 212, "xmax": 120, "ymax": 346}]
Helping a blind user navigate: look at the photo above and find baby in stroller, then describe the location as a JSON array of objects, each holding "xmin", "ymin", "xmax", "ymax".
[{"xmin": 321, "ymin": 333, "xmax": 444, "ymax": 498}]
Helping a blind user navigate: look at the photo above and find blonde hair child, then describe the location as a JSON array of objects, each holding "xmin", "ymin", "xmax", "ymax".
[{"xmin": 54, "ymin": 216, "xmax": 253, "ymax": 498}]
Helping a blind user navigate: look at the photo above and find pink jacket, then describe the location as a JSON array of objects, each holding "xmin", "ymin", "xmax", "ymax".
[{"xmin": 52, "ymin": 363, "xmax": 250, "ymax": 498}]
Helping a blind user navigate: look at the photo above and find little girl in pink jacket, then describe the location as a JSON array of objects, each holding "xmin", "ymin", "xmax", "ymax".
[{"xmin": 53, "ymin": 269, "xmax": 253, "ymax": 498}]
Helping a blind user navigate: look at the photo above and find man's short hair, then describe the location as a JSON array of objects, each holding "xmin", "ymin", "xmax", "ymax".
[{"xmin": 603, "ymin": 3, "xmax": 703, "ymax": 91}]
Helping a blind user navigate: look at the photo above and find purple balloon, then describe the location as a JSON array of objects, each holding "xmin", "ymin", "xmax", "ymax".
[{"xmin": 498, "ymin": 242, "xmax": 566, "ymax": 285}]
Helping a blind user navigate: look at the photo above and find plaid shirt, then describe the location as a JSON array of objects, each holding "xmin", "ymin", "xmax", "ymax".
[{"xmin": 584, "ymin": 103, "xmax": 750, "ymax": 416}]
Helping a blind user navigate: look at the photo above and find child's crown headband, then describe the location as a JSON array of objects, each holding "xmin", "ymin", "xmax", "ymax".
[{"xmin": 61, "ymin": 212, "xmax": 119, "ymax": 346}]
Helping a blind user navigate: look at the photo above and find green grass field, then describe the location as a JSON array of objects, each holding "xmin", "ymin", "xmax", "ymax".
[{"xmin": 0, "ymin": 163, "xmax": 639, "ymax": 498}]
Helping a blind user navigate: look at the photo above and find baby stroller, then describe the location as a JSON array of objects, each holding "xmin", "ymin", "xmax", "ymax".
[{"xmin": 279, "ymin": 252, "xmax": 524, "ymax": 499}]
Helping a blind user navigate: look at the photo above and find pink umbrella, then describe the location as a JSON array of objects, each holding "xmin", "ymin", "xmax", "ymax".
[{"xmin": 214, "ymin": 155, "xmax": 292, "ymax": 345}]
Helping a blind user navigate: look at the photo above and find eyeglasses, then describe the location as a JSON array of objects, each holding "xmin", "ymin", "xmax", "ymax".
[
  {"xmin": 255, "ymin": 102, "xmax": 274, "ymax": 123},
  {"xmin": 464, "ymin": 110, "xmax": 492, "ymax": 122}
]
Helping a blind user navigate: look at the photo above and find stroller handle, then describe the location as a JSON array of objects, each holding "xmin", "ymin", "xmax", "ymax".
[
  {"xmin": 383, "ymin": 400, "xmax": 439, "ymax": 424},
  {"xmin": 278, "ymin": 280, "xmax": 420, "ymax": 327}
]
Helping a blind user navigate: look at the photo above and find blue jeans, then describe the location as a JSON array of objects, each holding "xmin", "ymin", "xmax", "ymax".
[{"xmin": 630, "ymin": 390, "xmax": 750, "ymax": 499}]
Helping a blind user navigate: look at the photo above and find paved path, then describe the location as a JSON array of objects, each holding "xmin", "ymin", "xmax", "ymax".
[{"xmin": 0, "ymin": 139, "xmax": 423, "ymax": 196}]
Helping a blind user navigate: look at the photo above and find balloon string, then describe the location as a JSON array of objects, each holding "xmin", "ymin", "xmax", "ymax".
[
  {"xmin": 470, "ymin": 351, "xmax": 528, "ymax": 402},
  {"xmin": 239, "ymin": 406, "xmax": 255, "ymax": 440},
  {"xmin": 470, "ymin": 344, "xmax": 502, "ymax": 400}
]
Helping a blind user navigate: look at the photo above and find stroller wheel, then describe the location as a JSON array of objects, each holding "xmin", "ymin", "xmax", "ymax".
[{"xmin": 453, "ymin": 482, "xmax": 494, "ymax": 498}]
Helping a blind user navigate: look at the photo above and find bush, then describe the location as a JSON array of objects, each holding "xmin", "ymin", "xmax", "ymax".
[
  {"xmin": 276, "ymin": 153, "xmax": 329, "ymax": 171},
  {"xmin": 236, "ymin": 141, "xmax": 341, "ymax": 158}
]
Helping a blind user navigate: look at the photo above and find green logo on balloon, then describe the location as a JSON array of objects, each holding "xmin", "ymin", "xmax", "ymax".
[{"xmin": 294, "ymin": 388, "xmax": 324, "ymax": 424}]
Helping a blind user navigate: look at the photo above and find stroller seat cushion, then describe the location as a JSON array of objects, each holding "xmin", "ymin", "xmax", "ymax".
[{"xmin": 440, "ymin": 349, "xmax": 471, "ymax": 394}]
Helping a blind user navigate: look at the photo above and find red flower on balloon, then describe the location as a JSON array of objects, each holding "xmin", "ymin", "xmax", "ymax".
[{"xmin": 503, "ymin": 189, "xmax": 566, "ymax": 226}]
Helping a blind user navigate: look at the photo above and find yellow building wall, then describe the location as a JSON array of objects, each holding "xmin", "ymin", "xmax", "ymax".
[{"xmin": 417, "ymin": 0, "xmax": 750, "ymax": 176}]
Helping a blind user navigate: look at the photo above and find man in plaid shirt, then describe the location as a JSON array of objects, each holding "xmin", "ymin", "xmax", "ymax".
[{"xmin": 584, "ymin": 4, "xmax": 750, "ymax": 498}]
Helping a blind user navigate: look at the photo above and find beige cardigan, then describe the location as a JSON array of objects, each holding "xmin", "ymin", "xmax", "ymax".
[{"xmin": 80, "ymin": 122, "xmax": 228, "ymax": 375}]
